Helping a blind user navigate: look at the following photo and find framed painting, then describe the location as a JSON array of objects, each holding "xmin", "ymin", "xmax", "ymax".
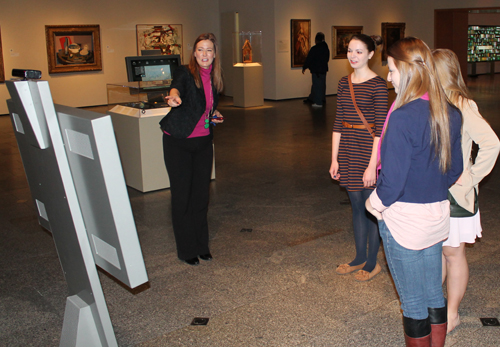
[
  {"xmin": 382, "ymin": 23, "xmax": 406, "ymax": 62},
  {"xmin": 290, "ymin": 19, "xmax": 311, "ymax": 68},
  {"xmin": 45, "ymin": 25, "xmax": 102, "ymax": 74},
  {"xmin": 0, "ymin": 27, "xmax": 4, "ymax": 82},
  {"xmin": 136, "ymin": 24, "xmax": 183, "ymax": 62},
  {"xmin": 332, "ymin": 26, "xmax": 363, "ymax": 59}
]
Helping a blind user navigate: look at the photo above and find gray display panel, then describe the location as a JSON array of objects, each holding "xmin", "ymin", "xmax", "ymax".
[
  {"xmin": 55, "ymin": 104, "xmax": 148, "ymax": 288},
  {"xmin": 6, "ymin": 79, "xmax": 149, "ymax": 346},
  {"xmin": 7, "ymin": 80, "xmax": 116, "ymax": 346}
]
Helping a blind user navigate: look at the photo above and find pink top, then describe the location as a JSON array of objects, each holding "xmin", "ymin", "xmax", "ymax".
[
  {"xmin": 370, "ymin": 190, "xmax": 450, "ymax": 250},
  {"xmin": 370, "ymin": 92, "xmax": 449, "ymax": 250},
  {"xmin": 376, "ymin": 102, "xmax": 395, "ymax": 175},
  {"xmin": 188, "ymin": 65, "xmax": 213, "ymax": 138}
]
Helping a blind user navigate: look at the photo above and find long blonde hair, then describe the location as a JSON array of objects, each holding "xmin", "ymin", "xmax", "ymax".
[
  {"xmin": 188, "ymin": 33, "xmax": 224, "ymax": 93},
  {"xmin": 388, "ymin": 37, "xmax": 451, "ymax": 173},
  {"xmin": 432, "ymin": 48, "xmax": 472, "ymax": 110}
]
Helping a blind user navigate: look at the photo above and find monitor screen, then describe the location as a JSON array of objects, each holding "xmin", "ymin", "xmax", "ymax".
[{"xmin": 125, "ymin": 55, "xmax": 181, "ymax": 82}]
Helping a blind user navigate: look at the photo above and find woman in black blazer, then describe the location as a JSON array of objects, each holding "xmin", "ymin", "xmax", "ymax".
[{"xmin": 160, "ymin": 33, "xmax": 224, "ymax": 265}]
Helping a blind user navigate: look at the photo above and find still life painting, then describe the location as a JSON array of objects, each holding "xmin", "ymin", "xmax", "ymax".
[{"xmin": 45, "ymin": 25, "xmax": 102, "ymax": 74}]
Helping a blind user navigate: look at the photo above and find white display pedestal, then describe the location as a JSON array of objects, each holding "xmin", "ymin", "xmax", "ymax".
[
  {"xmin": 108, "ymin": 105, "xmax": 215, "ymax": 193},
  {"xmin": 233, "ymin": 63, "xmax": 264, "ymax": 107},
  {"xmin": 108, "ymin": 106, "xmax": 170, "ymax": 192}
]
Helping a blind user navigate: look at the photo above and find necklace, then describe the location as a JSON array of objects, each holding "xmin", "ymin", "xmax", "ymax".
[{"xmin": 204, "ymin": 81, "xmax": 213, "ymax": 129}]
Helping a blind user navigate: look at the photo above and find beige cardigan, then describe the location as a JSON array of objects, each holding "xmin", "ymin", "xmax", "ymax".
[{"xmin": 449, "ymin": 99, "xmax": 500, "ymax": 213}]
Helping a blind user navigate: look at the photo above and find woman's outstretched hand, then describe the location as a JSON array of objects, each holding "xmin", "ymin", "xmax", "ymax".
[{"xmin": 165, "ymin": 95, "xmax": 182, "ymax": 107}]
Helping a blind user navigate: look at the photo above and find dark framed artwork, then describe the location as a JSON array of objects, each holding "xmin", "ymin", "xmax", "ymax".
[
  {"xmin": 332, "ymin": 26, "xmax": 363, "ymax": 59},
  {"xmin": 45, "ymin": 25, "xmax": 102, "ymax": 74},
  {"xmin": 290, "ymin": 19, "xmax": 311, "ymax": 68},
  {"xmin": 0, "ymin": 27, "xmax": 4, "ymax": 82},
  {"xmin": 136, "ymin": 24, "xmax": 183, "ymax": 62},
  {"xmin": 382, "ymin": 23, "xmax": 405, "ymax": 62}
]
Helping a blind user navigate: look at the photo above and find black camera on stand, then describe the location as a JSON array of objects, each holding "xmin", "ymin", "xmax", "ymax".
[{"xmin": 12, "ymin": 69, "xmax": 42, "ymax": 80}]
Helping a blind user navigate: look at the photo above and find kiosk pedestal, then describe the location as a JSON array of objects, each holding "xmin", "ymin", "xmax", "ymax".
[
  {"xmin": 233, "ymin": 63, "xmax": 264, "ymax": 107},
  {"xmin": 108, "ymin": 106, "xmax": 170, "ymax": 192},
  {"xmin": 108, "ymin": 105, "xmax": 215, "ymax": 193}
]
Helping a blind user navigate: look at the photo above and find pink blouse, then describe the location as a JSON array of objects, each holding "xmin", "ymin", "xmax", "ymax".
[
  {"xmin": 188, "ymin": 65, "xmax": 213, "ymax": 138},
  {"xmin": 370, "ymin": 190, "xmax": 450, "ymax": 250}
]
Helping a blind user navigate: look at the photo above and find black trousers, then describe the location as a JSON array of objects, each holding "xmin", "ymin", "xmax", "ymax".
[
  {"xmin": 308, "ymin": 72, "xmax": 327, "ymax": 105},
  {"xmin": 163, "ymin": 134, "xmax": 213, "ymax": 260}
]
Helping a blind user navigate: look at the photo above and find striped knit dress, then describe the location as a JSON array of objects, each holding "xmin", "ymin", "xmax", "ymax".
[{"xmin": 333, "ymin": 75, "xmax": 388, "ymax": 191}]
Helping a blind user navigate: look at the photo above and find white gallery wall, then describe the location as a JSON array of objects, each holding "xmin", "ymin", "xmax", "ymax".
[
  {"xmin": 1, "ymin": 0, "xmax": 500, "ymax": 115},
  {"xmin": 0, "ymin": 0, "xmax": 220, "ymax": 115}
]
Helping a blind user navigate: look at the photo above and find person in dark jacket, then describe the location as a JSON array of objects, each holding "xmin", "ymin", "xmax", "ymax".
[
  {"xmin": 160, "ymin": 33, "xmax": 224, "ymax": 266},
  {"xmin": 302, "ymin": 32, "xmax": 330, "ymax": 107}
]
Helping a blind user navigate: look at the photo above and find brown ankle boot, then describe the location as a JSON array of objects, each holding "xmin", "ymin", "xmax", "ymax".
[
  {"xmin": 403, "ymin": 316, "xmax": 431, "ymax": 347},
  {"xmin": 428, "ymin": 306, "xmax": 447, "ymax": 347}
]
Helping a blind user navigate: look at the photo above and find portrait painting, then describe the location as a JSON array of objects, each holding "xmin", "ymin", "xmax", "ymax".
[
  {"xmin": 332, "ymin": 26, "xmax": 363, "ymax": 59},
  {"xmin": 382, "ymin": 23, "xmax": 406, "ymax": 62},
  {"xmin": 0, "ymin": 27, "xmax": 4, "ymax": 82},
  {"xmin": 136, "ymin": 24, "xmax": 183, "ymax": 63},
  {"xmin": 291, "ymin": 19, "xmax": 311, "ymax": 68}
]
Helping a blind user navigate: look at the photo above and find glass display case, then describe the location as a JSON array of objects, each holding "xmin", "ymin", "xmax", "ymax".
[
  {"xmin": 106, "ymin": 81, "xmax": 171, "ymax": 110},
  {"xmin": 232, "ymin": 31, "xmax": 262, "ymax": 66},
  {"xmin": 467, "ymin": 26, "xmax": 500, "ymax": 62}
]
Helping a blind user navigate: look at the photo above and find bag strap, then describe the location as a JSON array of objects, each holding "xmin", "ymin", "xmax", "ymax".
[{"xmin": 348, "ymin": 74, "xmax": 375, "ymax": 139}]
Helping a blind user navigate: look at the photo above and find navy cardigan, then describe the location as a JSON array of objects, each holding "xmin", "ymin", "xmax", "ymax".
[
  {"xmin": 376, "ymin": 98, "xmax": 463, "ymax": 206},
  {"xmin": 159, "ymin": 66, "xmax": 219, "ymax": 139}
]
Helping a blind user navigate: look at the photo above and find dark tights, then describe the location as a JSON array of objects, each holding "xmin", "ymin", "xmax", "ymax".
[{"xmin": 347, "ymin": 189, "xmax": 380, "ymax": 272}]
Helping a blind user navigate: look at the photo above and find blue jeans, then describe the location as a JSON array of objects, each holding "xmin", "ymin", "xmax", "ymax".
[{"xmin": 378, "ymin": 220, "xmax": 445, "ymax": 319}]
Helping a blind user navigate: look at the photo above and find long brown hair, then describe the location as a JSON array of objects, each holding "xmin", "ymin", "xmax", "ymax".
[
  {"xmin": 388, "ymin": 37, "xmax": 451, "ymax": 173},
  {"xmin": 432, "ymin": 48, "xmax": 472, "ymax": 110},
  {"xmin": 188, "ymin": 33, "xmax": 223, "ymax": 93}
]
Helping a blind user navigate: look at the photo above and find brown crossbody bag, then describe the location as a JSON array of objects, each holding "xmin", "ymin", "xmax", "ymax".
[{"xmin": 348, "ymin": 74, "xmax": 375, "ymax": 139}]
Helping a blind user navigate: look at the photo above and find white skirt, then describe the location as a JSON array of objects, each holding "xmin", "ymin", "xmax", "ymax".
[{"xmin": 443, "ymin": 210, "xmax": 482, "ymax": 247}]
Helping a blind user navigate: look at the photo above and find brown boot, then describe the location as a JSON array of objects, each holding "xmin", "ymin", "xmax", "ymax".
[
  {"xmin": 404, "ymin": 334, "xmax": 431, "ymax": 347},
  {"xmin": 428, "ymin": 305, "xmax": 447, "ymax": 347},
  {"xmin": 403, "ymin": 316, "xmax": 431, "ymax": 347}
]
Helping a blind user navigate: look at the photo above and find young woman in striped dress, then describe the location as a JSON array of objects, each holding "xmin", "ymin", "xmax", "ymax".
[{"xmin": 330, "ymin": 34, "xmax": 388, "ymax": 281}]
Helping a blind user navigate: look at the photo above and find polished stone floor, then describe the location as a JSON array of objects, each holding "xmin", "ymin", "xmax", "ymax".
[{"xmin": 1, "ymin": 74, "xmax": 500, "ymax": 346}]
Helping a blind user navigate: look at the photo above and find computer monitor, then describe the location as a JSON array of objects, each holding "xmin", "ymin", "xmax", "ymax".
[{"xmin": 125, "ymin": 54, "xmax": 181, "ymax": 82}]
